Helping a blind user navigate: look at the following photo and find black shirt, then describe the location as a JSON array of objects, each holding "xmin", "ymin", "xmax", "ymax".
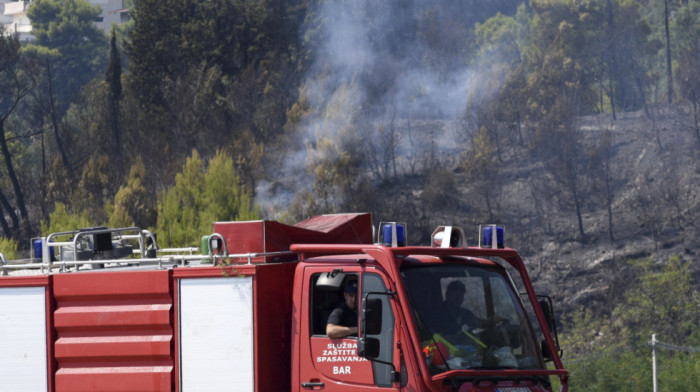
[
  {"xmin": 434, "ymin": 303, "xmax": 482, "ymax": 334},
  {"xmin": 327, "ymin": 302, "xmax": 358, "ymax": 329}
]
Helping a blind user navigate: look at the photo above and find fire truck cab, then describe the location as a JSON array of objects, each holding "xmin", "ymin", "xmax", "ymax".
[{"xmin": 0, "ymin": 213, "xmax": 568, "ymax": 391}]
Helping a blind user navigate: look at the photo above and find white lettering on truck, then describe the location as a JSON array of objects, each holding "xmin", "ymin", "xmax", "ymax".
[
  {"xmin": 333, "ymin": 366, "xmax": 351, "ymax": 375},
  {"xmin": 316, "ymin": 340, "xmax": 368, "ymax": 371}
]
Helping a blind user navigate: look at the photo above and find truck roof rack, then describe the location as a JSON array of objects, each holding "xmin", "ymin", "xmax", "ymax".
[{"xmin": 0, "ymin": 224, "xmax": 305, "ymax": 276}]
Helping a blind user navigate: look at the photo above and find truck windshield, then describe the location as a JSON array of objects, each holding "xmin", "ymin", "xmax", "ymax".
[{"xmin": 401, "ymin": 263, "xmax": 545, "ymax": 375}]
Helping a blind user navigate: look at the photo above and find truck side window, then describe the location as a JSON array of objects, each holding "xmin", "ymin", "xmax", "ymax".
[
  {"xmin": 310, "ymin": 273, "xmax": 357, "ymax": 336},
  {"xmin": 362, "ymin": 273, "xmax": 395, "ymax": 387}
]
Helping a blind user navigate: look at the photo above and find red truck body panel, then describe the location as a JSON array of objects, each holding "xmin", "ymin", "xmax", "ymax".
[
  {"xmin": 4, "ymin": 264, "xmax": 298, "ymax": 392},
  {"xmin": 213, "ymin": 213, "xmax": 373, "ymax": 262},
  {"xmin": 52, "ymin": 270, "xmax": 173, "ymax": 392},
  {"xmin": 172, "ymin": 262, "xmax": 296, "ymax": 391}
]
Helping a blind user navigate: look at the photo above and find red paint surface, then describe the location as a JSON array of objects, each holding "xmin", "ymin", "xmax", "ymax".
[
  {"xmin": 310, "ymin": 338, "xmax": 374, "ymax": 385},
  {"xmin": 52, "ymin": 270, "xmax": 173, "ymax": 392},
  {"xmin": 253, "ymin": 262, "xmax": 297, "ymax": 391},
  {"xmin": 213, "ymin": 213, "xmax": 373, "ymax": 263}
]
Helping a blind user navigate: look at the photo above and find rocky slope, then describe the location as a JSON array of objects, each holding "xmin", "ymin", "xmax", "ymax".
[
  {"xmin": 497, "ymin": 105, "xmax": 699, "ymax": 317},
  {"xmin": 377, "ymin": 104, "xmax": 699, "ymax": 319}
]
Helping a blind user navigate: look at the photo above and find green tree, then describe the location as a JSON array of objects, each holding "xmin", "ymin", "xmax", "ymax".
[
  {"xmin": 673, "ymin": 0, "xmax": 700, "ymax": 144},
  {"xmin": 110, "ymin": 158, "xmax": 154, "ymax": 229},
  {"xmin": 563, "ymin": 256, "xmax": 700, "ymax": 391},
  {"xmin": 526, "ymin": 0, "xmax": 601, "ymax": 115},
  {"xmin": 124, "ymin": 0, "xmax": 307, "ymax": 185},
  {"xmin": 156, "ymin": 150, "xmax": 258, "ymax": 247},
  {"xmin": 561, "ymin": 307, "xmax": 611, "ymax": 358},
  {"xmin": 203, "ymin": 150, "xmax": 259, "ymax": 223},
  {"xmin": 525, "ymin": 0, "xmax": 654, "ymax": 116},
  {"xmin": 663, "ymin": 0, "xmax": 674, "ymax": 103},
  {"xmin": 620, "ymin": 257, "xmax": 699, "ymax": 344},
  {"xmin": 476, "ymin": 11, "xmax": 522, "ymax": 67},
  {"xmin": 0, "ymin": 236, "xmax": 19, "ymax": 260},
  {"xmin": 125, "ymin": 0, "xmax": 187, "ymax": 110},
  {"xmin": 0, "ymin": 27, "xmax": 41, "ymax": 240},
  {"xmin": 105, "ymin": 27, "xmax": 122, "ymax": 154},
  {"xmin": 521, "ymin": 0, "xmax": 607, "ymax": 239},
  {"xmin": 25, "ymin": 0, "xmax": 108, "ymax": 180},
  {"xmin": 304, "ymin": 125, "xmax": 364, "ymax": 216},
  {"xmin": 473, "ymin": 10, "xmax": 528, "ymax": 161},
  {"xmin": 41, "ymin": 202, "xmax": 94, "ymax": 235},
  {"xmin": 156, "ymin": 150, "xmax": 206, "ymax": 247},
  {"xmin": 603, "ymin": 0, "xmax": 655, "ymax": 114},
  {"xmin": 26, "ymin": 0, "xmax": 108, "ymax": 115},
  {"xmin": 71, "ymin": 155, "xmax": 112, "ymax": 225}
]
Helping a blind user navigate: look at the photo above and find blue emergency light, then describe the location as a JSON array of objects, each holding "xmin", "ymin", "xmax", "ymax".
[
  {"xmin": 380, "ymin": 222, "xmax": 406, "ymax": 247},
  {"xmin": 33, "ymin": 238, "xmax": 54, "ymax": 259},
  {"xmin": 481, "ymin": 225, "xmax": 505, "ymax": 249}
]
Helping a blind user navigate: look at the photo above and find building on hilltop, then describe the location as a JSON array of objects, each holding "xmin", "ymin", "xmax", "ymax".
[
  {"xmin": 1, "ymin": 0, "xmax": 130, "ymax": 41},
  {"xmin": 1, "ymin": 0, "xmax": 33, "ymax": 41},
  {"xmin": 90, "ymin": 0, "xmax": 131, "ymax": 32}
]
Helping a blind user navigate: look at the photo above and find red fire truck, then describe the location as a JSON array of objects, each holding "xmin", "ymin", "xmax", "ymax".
[{"xmin": 0, "ymin": 213, "xmax": 568, "ymax": 391}]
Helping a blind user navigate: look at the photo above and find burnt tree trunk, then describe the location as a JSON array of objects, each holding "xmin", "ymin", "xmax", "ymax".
[{"xmin": 0, "ymin": 119, "xmax": 28, "ymax": 238}]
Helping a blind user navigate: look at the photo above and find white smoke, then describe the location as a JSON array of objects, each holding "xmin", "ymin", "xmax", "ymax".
[{"xmin": 256, "ymin": 1, "xmax": 511, "ymax": 217}]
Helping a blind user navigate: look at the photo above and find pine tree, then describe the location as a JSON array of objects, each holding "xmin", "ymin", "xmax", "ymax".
[
  {"xmin": 156, "ymin": 150, "xmax": 258, "ymax": 247},
  {"xmin": 105, "ymin": 27, "xmax": 122, "ymax": 154}
]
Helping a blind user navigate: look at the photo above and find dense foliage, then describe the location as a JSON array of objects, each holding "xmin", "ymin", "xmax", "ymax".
[
  {"xmin": 560, "ymin": 256, "xmax": 700, "ymax": 391},
  {"xmin": 0, "ymin": 0, "xmax": 696, "ymax": 241}
]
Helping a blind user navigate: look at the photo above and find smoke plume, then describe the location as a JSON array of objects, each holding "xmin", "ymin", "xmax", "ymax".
[{"xmin": 256, "ymin": 0, "xmax": 517, "ymax": 218}]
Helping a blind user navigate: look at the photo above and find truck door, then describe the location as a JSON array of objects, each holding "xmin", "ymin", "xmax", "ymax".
[{"xmin": 298, "ymin": 266, "xmax": 399, "ymax": 391}]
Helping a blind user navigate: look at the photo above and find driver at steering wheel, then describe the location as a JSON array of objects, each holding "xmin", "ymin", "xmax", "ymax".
[{"xmin": 441, "ymin": 280, "xmax": 481, "ymax": 334}]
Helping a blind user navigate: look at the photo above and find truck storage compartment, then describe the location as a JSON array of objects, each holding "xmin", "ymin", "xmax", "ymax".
[
  {"xmin": 52, "ymin": 270, "xmax": 173, "ymax": 392},
  {"xmin": 0, "ymin": 280, "xmax": 50, "ymax": 392},
  {"xmin": 178, "ymin": 277, "xmax": 254, "ymax": 391},
  {"xmin": 174, "ymin": 261, "xmax": 296, "ymax": 392},
  {"xmin": 212, "ymin": 213, "xmax": 372, "ymax": 263}
]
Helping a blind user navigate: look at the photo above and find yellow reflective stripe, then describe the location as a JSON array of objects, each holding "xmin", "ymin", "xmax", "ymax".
[{"xmin": 462, "ymin": 330, "xmax": 487, "ymax": 349}]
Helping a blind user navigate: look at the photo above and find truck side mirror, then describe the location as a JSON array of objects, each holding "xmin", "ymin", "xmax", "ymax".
[
  {"xmin": 358, "ymin": 296, "xmax": 383, "ymax": 358},
  {"xmin": 358, "ymin": 290, "xmax": 399, "ymax": 382},
  {"xmin": 538, "ymin": 298, "xmax": 555, "ymax": 334},
  {"xmin": 541, "ymin": 339, "xmax": 552, "ymax": 361},
  {"xmin": 358, "ymin": 337, "xmax": 380, "ymax": 359},
  {"xmin": 364, "ymin": 298, "xmax": 383, "ymax": 334},
  {"xmin": 537, "ymin": 296, "xmax": 562, "ymax": 361}
]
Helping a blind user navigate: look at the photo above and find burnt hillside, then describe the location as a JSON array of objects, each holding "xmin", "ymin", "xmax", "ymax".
[
  {"xmin": 523, "ymin": 105, "xmax": 699, "ymax": 316},
  {"xmin": 362, "ymin": 104, "xmax": 700, "ymax": 318}
]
